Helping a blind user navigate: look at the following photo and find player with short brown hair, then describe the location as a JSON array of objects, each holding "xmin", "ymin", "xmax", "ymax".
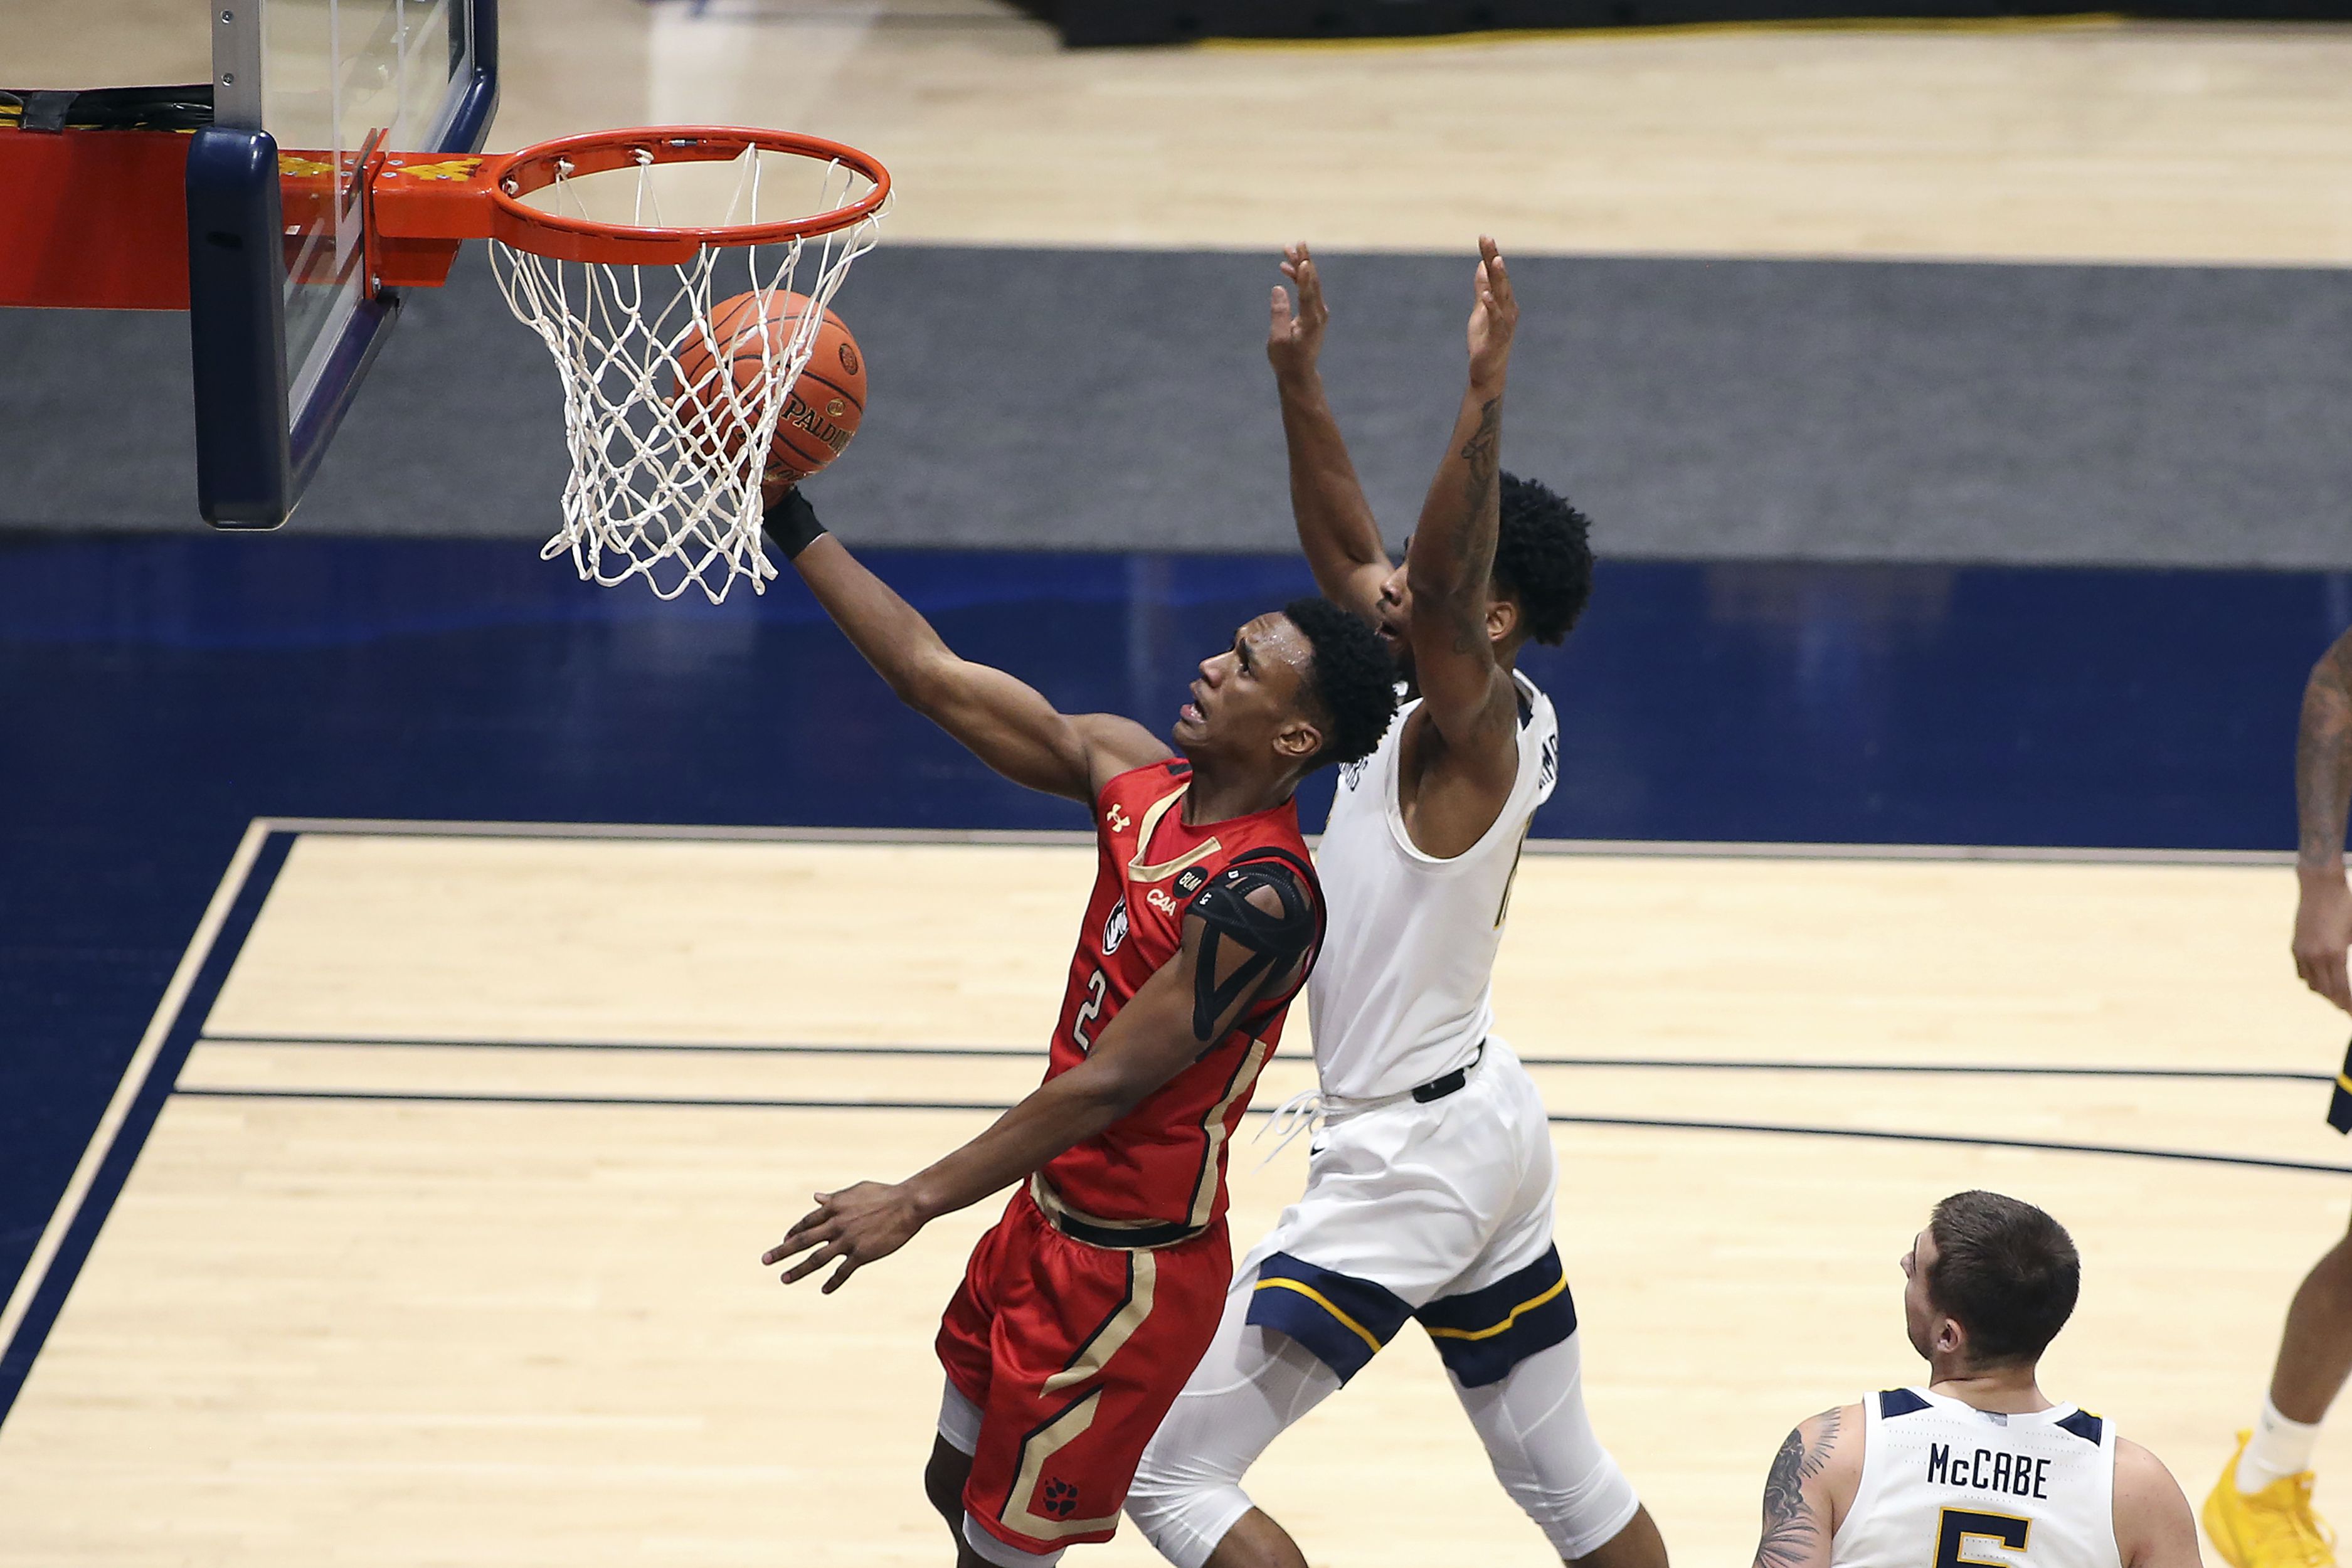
[{"xmin": 1747, "ymin": 1192, "xmax": 2200, "ymax": 1568}]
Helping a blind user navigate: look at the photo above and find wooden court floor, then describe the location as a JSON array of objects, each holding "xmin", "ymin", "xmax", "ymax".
[
  {"xmin": 25, "ymin": 1, "xmax": 2352, "ymax": 264},
  {"xmin": 3, "ymin": 822, "xmax": 2349, "ymax": 1565}
]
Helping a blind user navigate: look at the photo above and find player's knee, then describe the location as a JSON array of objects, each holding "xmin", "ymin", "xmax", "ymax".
[
  {"xmin": 1564, "ymin": 1503, "xmax": 1668, "ymax": 1568},
  {"xmin": 1120, "ymin": 1449, "xmax": 1206, "ymax": 1534},
  {"xmin": 1496, "ymin": 1444, "xmax": 1642, "ymax": 1562},
  {"xmin": 1124, "ymin": 1451, "xmax": 1252, "ymax": 1568}
]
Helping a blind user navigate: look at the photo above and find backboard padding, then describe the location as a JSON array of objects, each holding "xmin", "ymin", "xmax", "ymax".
[{"xmin": 190, "ymin": 0, "xmax": 497, "ymax": 527}]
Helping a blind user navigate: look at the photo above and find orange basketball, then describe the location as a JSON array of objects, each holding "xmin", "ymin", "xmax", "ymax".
[{"xmin": 672, "ymin": 289, "xmax": 866, "ymax": 484}]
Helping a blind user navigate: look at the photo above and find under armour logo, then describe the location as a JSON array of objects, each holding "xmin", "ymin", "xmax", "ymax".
[
  {"xmin": 1042, "ymin": 1478, "xmax": 1078, "ymax": 1519},
  {"xmin": 1106, "ymin": 805, "xmax": 1131, "ymax": 834}
]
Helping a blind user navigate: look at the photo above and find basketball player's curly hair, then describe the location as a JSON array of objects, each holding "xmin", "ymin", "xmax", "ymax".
[
  {"xmin": 1284, "ymin": 596, "xmax": 1399, "ymax": 770},
  {"xmin": 1494, "ymin": 472, "xmax": 1595, "ymax": 646}
]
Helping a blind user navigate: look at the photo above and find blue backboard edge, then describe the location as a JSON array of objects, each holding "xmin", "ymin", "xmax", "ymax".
[
  {"xmin": 189, "ymin": 0, "xmax": 501, "ymax": 529},
  {"xmin": 186, "ymin": 127, "xmax": 293, "ymax": 527}
]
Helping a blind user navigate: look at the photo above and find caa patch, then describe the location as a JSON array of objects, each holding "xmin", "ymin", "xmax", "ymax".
[
  {"xmin": 1101, "ymin": 897, "xmax": 1129, "ymax": 955},
  {"xmin": 1174, "ymin": 866, "xmax": 1209, "ymax": 898}
]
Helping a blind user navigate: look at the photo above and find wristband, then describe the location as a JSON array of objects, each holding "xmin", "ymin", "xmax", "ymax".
[{"xmin": 762, "ymin": 488, "xmax": 829, "ymax": 560}]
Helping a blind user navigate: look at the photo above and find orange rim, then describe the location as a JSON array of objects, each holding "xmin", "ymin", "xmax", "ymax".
[{"xmin": 482, "ymin": 126, "xmax": 890, "ymax": 265}]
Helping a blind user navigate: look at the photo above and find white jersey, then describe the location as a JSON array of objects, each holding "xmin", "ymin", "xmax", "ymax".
[
  {"xmin": 1308, "ymin": 668, "xmax": 1559, "ymax": 1102},
  {"xmin": 1832, "ymin": 1388, "xmax": 2121, "ymax": 1568}
]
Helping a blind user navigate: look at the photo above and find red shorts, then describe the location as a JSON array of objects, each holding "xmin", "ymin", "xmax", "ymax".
[{"xmin": 937, "ymin": 1187, "xmax": 1230, "ymax": 1557}]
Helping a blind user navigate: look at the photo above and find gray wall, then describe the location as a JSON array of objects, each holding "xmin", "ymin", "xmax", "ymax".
[{"xmin": 6, "ymin": 245, "xmax": 2348, "ymax": 566}]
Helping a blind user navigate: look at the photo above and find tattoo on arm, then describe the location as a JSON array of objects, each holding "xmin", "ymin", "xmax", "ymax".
[
  {"xmin": 1448, "ymin": 396, "xmax": 1504, "ymax": 655},
  {"xmin": 1457, "ymin": 396, "xmax": 1502, "ymax": 540},
  {"xmin": 1753, "ymin": 1409, "xmax": 1842, "ymax": 1568},
  {"xmin": 2298, "ymin": 630, "xmax": 2352, "ymax": 868}
]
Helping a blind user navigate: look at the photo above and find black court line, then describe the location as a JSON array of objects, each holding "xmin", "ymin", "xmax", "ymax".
[
  {"xmin": 0, "ymin": 826, "xmax": 298, "ymax": 1431},
  {"xmin": 261, "ymin": 815, "xmax": 2310, "ymax": 868},
  {"xmin": 169, "ymin": 1085, "xmax": 2352, "ymax": 1179},
  {"xmin": 1539, "ymin": 1058, "xmax": 2323, "ymax": 1084},
  {"xmin": 176, "ymin": 1088, "xmax": 1019, "ymax": 1114},
  {"xmin": 201, "ymin": 1035, "xmax": 1051, "ymax": 1061},
  {"xmin": 194, "ymin": 1034, "xmax": 2329, "ymax": 1085}
]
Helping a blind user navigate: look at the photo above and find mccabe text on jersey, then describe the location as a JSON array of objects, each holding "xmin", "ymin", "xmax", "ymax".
[{"xmin": 1928, "ymin": 1443, "xmax": 2053, "ymax": 1499}]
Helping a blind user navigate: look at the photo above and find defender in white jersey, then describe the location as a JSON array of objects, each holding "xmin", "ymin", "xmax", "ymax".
[
  {"xmin": 1126, "ymin": 242, "xmax": 1665, "ymax": 1568},
  {"xmin": 1749, "ymin": 1192, "xmax": 2198, "ymax": 1568}
]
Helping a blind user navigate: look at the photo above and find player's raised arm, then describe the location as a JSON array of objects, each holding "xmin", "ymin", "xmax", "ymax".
[
  {"xmin": 1404, "ymin": 237, "xmax": 1521, "ymax": 768},
  {"xmin": 1269, "ymin": 243, "xmax": 1391, "ymax": 623},
  {"xmin": 764, "ymin": 489, "xmax": 1164, "ymax": 804},
  {"xmin": 761, "ymin": 856, "xmax": 1318, "ymax": 1292},
  {"xmin": 2295, "ymin": 627, "xmax": 2352, "ymax": 1012}
]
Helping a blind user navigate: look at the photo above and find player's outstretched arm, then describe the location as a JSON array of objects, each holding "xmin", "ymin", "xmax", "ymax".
[
  {"xmin": 2294, "ymin": 627, "xmax": 2352, "ymax": 1012},
  {"xmin": 1269, "ymin": 243, "xmax": 1390, "ymax": 623},
  {"xmin": 766, "ymin": 490, "xmax": 1165, "ymax": 804},
  {"xmin": 1403, "ymin": 238, "xmax": 1522, "ymax": 770},
  {"xmin": 1749, "ymin": 1406, "xmax": 1859, "ymax": 1568},
  {"xmin": 2112, "ymin": 1438, "xmax": 2202, "ymax": 1568},
  {"xmin": 761, "ymin": 859, "xmax": 1316, "ymax": 1293}
]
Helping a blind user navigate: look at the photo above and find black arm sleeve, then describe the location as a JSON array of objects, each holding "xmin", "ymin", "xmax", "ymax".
[
  {"xmin": 762, "ymin": 487, "xmax": 829, "ymax": 560},
  {"xmin": 1185, "ymin": 852, "xmax": 1322, "ymax": 1042}
]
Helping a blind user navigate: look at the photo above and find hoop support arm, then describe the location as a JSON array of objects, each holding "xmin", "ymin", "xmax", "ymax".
[{"xmin": 364, "ymin": 151, "xmax": 501, "ymax": 290}]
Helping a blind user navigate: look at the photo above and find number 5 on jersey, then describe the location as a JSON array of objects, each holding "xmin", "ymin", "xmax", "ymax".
[{"xmin": 1937, "ymin": 1507, "xmax": 2030, "ymax": 1568}]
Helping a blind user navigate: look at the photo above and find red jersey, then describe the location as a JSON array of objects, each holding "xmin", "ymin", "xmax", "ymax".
[{"xmin": 1030, "ymin": 758, "xmax": 1321, "ymax": 1246}]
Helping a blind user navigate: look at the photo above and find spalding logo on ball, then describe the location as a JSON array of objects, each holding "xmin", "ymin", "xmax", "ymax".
[{"xmin": 671, "ymin": 290, "xmax": 867, "ymax": 484}]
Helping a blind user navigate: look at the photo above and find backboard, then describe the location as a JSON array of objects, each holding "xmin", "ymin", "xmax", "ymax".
[{"xmin": 188, "ymin": 0, "xmax": 498, "ymax": 527}]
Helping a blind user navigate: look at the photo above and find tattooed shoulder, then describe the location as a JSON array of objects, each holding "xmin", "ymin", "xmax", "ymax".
[{"xmin": 1752, "ymin": 1407, "xmax": 1844, "ymax": 1568}]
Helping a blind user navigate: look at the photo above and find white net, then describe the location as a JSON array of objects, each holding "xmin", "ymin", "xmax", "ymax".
[{"xmin": 490, "ymin": 144, "xmax": 882, "ymax": 603}]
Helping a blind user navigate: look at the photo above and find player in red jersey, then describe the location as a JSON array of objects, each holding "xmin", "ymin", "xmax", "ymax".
[{"xmin": 755, "ymin": 485, "xmax": 1400, "ymax": 1568}]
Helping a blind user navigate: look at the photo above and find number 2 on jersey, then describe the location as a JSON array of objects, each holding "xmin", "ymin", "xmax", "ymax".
[
  {"xmin": 1071, "ymin": 967, "xmax": 1108, "ymax": 1051},
  {"xmin": 1936, "ymin": 1507, "xmax": 2030, "ymax": 1568}
]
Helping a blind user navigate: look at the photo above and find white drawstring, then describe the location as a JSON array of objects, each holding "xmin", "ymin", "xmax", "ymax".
[{"xmin": 1251, "ymin": 1089, "xmax": 1325, "ymax": 1169}]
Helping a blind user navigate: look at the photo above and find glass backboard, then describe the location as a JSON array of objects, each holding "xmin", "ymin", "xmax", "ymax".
[{"xmin": 188, "ymin": 0, "xmax": 497, "ymax": 527}]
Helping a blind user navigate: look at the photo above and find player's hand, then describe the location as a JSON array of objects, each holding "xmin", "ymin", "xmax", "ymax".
[
  {"xmin": 760, "ymin": 464, "xmax": 797, "ymax": 512},
  {"xmin": 2294, "ymin": 868, "xmax": 2352, "ymax": 1014},
  {"xmin": 761, "ymin": 1180, "xmax": 925, "ymax": 1293},
  {"xmin": 1268, "ymin": 242, "xmax": 1329, "ymax": 381},
  {"xmin": 1466, "ymin": 236, "xmax": 1516, "ymax": 393}
]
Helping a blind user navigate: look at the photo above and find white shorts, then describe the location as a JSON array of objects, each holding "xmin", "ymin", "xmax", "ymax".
[
  {"xmin": 1242, "ymin": 1035, "xmax": 1572, "ymax": 1385},
  {"xmin": 1126, "ymin": 1037, "xmax": 1641, "ymax": 1568}
]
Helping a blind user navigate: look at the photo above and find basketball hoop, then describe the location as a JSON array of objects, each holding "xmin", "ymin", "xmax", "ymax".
[{"xmin": 369, "ymin": 127, "xmax": 891, "ymax": 603}]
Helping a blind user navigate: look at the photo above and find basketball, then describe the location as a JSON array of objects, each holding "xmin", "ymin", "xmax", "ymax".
[{"xmin": 671, "ymin": 289, "xmax": 867, "ymax": 484}]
